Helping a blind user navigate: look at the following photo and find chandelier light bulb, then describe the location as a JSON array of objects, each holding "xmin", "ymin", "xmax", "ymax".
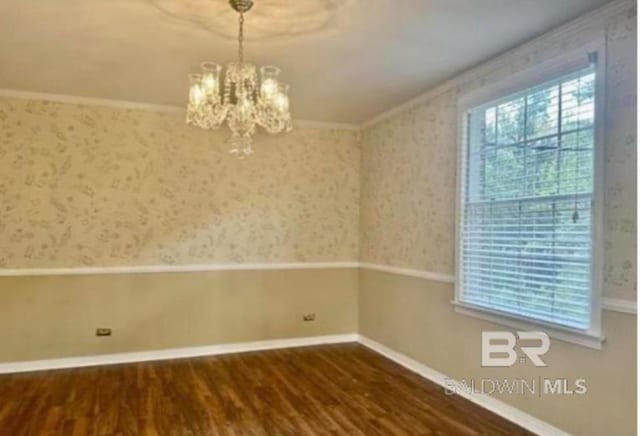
[
  {"xmin": 188, "ymin": 74, "xmax": 205, "ymax": 106},
  {"xmin": 260, "ymin": 65, "xmax": 280, "ymax": 100},
  {"xmin": 274, "ymin": 93, "xmax": 288, "ymax": 112},
  {"xmin": 200, "ymin": 62, "xmax": 221, "ymax": 97},
  {"xmin": 261, "ymin": 78, "xmax": 278, "ymax": 99},
  {"xmin": 274, "ymin": 85, "xmax": 290, "ymax": 113},
  {"xmin": 203, "ymin": 74, "xmax": 215, "ymax": 92}
]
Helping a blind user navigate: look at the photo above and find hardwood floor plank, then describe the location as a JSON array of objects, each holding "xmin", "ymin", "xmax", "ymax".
[{"xmin": 0, "ymin": 343, "xmax": 533, "ymax": 435}]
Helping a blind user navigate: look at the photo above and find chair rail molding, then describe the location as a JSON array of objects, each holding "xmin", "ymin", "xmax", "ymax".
[
  {"xmin": 359, "ymin": 263, "xmax": 636, "ymax": 315},
  {"xmin": 0, "ymin": 262, "xmax": 360, "ymax": 277}
]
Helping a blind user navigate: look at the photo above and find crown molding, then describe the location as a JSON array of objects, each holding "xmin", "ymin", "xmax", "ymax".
[
  {"xmin": 360, "ymin": 0, "xmax": 633, "ymax": 130},
  {"xmin": 0, "ymin": 88, "xmax": 184, "ymax": 113},
  {"xmin": 0, "ymin": 88, "xmax": 361, "ymax": 131},
  {"xmin": 294, "ymin": 119, "xmax": 360, "ymax": 131}
]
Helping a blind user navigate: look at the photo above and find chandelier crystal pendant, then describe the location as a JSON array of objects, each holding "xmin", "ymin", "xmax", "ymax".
[{"xmin": 186, "ymin": 0, "xmax": 293, "ymax": 158}]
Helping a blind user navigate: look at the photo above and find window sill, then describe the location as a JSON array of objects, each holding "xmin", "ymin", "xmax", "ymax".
[{"xmin": 451, "ymin": 300, "xmax": 605, "ymax": 350}]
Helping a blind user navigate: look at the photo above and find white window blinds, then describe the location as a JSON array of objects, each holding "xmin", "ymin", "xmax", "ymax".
[{"xmin": 460, "ymin": 64, "xmax": 596, "ymax": 330}]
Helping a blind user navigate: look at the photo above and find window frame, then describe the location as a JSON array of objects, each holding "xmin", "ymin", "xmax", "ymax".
[{"xmin": 453, "ymin": 39, "xmax": 606, "ymax": 350}]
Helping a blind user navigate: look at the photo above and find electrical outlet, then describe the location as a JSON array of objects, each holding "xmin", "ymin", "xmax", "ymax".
[
  {"xmin": 303, "ymin": 313, "xmax": 316, "ymax": 322},
  {"xmin": 96, "ymin": 328, "xmax": 112, "ymax": 337}
]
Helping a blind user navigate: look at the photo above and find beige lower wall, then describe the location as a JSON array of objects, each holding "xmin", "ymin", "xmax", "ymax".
[
  {"xmin": 0, "ymin": 268, "xmax": 358, "ymax": 362},
  {"xmin": 2, "ymin": 266, "xmax": 635, "ymax": 434},
  {"xmin": 359, "ymin": 269, "xmax": 637, "ymax": 436}
]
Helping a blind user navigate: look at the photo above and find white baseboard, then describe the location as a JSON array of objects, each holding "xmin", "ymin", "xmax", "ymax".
[
  {"xmin": 357, "ymin": 335, "xmax": 570, "ymax": 436},
  {"xmin": 0, "ymin": 334, "xmax": 358, "ymax": 374}
]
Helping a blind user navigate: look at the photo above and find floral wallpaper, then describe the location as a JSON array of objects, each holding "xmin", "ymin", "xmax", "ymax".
[
  {"xmin": 0, "ymin": 3, "xmax": 635, "ymax": 303},
  {"xmin": 360, "ymin": 91, "xmax": 458, "ymax": 274},
  {"xmin": 0, "ymin": 98, "xmax": 360, "ymax": 267},
  {"xmin": 360, "ymin": 4, "xmax": 637, "ymax": 301}
]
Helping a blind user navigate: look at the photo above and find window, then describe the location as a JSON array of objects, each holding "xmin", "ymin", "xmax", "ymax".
[{"xmin": 455, "ymin": 49, "xmax": 604, "ymax": 347}]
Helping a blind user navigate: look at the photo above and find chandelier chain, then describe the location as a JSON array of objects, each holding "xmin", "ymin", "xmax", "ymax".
[{"xmin": 238, "ymin": 12, "xmax": 244, "ymax": 65}]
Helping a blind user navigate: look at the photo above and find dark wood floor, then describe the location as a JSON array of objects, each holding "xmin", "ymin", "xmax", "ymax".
[{"xmin": 0, "ymin": 343, "xmax": 532, "ymax": 435}]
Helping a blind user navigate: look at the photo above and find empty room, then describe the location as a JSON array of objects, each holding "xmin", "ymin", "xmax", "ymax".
[{"xmin": 0, "ymin": 0, "xmax": 637, "ymax": 435}]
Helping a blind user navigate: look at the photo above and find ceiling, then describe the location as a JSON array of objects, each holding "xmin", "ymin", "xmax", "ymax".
[{"xmin": 0, "ymin": 0, "xmax": 613, "ymax": 124}]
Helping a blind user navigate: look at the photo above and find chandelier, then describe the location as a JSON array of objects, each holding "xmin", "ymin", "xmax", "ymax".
[{"xmin": 186, "ymin": 0, "xmax": 293, "ymax": 158}]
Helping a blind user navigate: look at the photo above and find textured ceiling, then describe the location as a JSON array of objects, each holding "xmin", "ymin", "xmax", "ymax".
[{"xmin": 0, "ymin": 0, "xmax": 613, "ymax": 123}]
